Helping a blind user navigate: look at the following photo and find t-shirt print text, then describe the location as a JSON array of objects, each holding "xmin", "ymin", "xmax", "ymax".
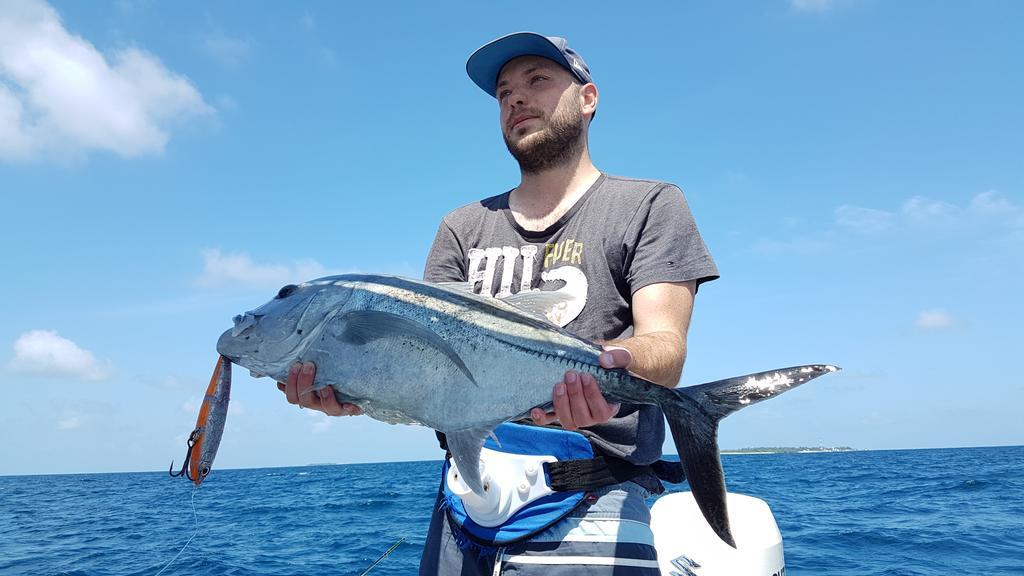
[{"xmin": 466, "ymin": 239, "xmax": 589, "ymax": 327}]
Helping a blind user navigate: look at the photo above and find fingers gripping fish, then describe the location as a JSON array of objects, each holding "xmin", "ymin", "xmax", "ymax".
[{"xmin": 170, "ymin": 355, "xmax": 232, "ymax": 486}]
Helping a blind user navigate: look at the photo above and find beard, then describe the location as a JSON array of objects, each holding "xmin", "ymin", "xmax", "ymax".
[{"xmin": 503, "ymin": 100, "xmax": 585, "ymax": 174}]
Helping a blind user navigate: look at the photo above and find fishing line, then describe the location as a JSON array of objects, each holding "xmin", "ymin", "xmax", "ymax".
[
  {"xmin": 358, "ymin": 536, "xmax": 406, "ymax": 575},
  {"xmin": 154, "ymin": 485, "xmax": 200, "ymax": 576}
]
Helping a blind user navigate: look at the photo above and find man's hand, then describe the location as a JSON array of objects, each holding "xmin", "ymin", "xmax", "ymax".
[
  {"xmin": 529, "ymin": 347, "xmax": 630, "ymax": 430},
  {"xmin": 277, "ymin": 361, "xmax": 363, "ymax": 417}
]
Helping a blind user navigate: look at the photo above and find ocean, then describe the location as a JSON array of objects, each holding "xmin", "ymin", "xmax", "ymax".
[{"xmin": 1, "ymin": 446, "xmax": 1021, "ymax": 575}]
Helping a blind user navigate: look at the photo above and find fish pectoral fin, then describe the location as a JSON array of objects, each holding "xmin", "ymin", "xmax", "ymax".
[
  {"xmin": 333, "ymin": 310, "xmax": 478, "ymax": 386},
  {"xmin": 445, "ymin": 426, "xmax": 495, "ymax": 495}
]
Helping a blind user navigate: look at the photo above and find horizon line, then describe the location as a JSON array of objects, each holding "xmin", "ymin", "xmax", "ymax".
[{"xmin": 2, "ymin": 443, "xmax": 1020, "ymax": 479}]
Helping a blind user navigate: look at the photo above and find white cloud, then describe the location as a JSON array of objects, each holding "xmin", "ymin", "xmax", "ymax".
[
  {"xmin": 196, "ymin": 248, "xmax": 335, "ymax": 289},
  {"xmin": 151, "ymin": 374, "xmax": 185, "ymax": 390},
  {"xmin": 790, "ymin": 0, "xmax": 839, "ymax": 12},
  {"xmin": 8, "ymin": 330, "xmax": 112, "ymax": 381},
  {"xmin": 969, "ymin": 190, "xmax": 1023, "ymax": 228},
  {"xmin": 182, "ymin": 392, "xmax": 242, "ymax": 412},
  {"xmin": 765, "ymin": 190, "xmax": 1021, "ymax": 255},
  {"xmin": 901, "ymin": 196, "xmax": 961, "ymax": 225},
  {"xmin": 215, "ymin": 94, "xmax": 238, "ymax": 111},
  {"xmin": 836, "ymin": 191, "xmax": 1022, "ymax": 234},
  {"xmin": 308, "ymin": 410, "xmax": 333, "ymax": 434},
  {"xmin": 0, "ymin": 0, "xmax": 212, "ymax": 162},
  {"xmin": 750, "ymin": 236, "xmax": 829, "ymax": 255},
  {"xmin": 57, "ymin": 411, "xmax": 83, "ymax": 430},
  {"xmin": 835, "ymin": 205, "xmax": 896, "ymax": 234},
  {"xmin": 970, "ymin": 190, "xmax": 1013, "ymax": 215},
  {"xmin": 916, "ymin": 309, "xmax": 953, "ymax": 330},
  {"xmin": 202, "ymin": 30, "xmax": 254, "ymax": 68}
]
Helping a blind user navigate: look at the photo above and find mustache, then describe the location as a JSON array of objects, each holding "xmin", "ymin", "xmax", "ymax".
[
  {"xmin": 503, "ymin": 101, "xmax": 585, "ymax": 174},
  {"xmin": 506, "ymin": 109, "xmax": 545, "ymax": 130}
]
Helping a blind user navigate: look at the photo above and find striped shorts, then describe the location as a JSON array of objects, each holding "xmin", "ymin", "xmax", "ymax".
[{"xmin": 419, "ymin": 481, "xmax": 660, "ymax": 575}]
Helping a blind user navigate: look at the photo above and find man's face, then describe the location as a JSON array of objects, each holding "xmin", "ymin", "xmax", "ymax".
[{"xmin": 495, "ymin": 56, "xmax": 588, "ymax": 172}]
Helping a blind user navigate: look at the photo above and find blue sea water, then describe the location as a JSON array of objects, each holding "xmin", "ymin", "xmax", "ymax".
[{"xmin": 1, "ymin": 446, "xmax": 1022, "ymax": 575}]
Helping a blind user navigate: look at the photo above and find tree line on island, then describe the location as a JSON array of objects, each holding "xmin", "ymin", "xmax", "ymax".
[{"xmin": 721, "ymin": 446, "xmax": 856, "ymax": 454}]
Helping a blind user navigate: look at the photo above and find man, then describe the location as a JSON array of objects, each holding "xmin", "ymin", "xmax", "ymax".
[{"xmin": 281, "ymin": 33, "xmax": 717, "ymax": 574}]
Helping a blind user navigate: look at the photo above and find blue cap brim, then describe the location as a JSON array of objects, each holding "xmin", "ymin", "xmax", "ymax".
[{"xmin": 466, "ymin": 32, "xmax": 576, "ymax": 97}]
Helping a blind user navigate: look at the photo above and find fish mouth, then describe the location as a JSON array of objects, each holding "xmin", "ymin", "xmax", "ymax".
[
  {"xmin": 216, "ymin": 298, "xmax": 334, "ymax": 376},
  {"xmin": 215, "ymin": 329, "xmax": 275, "ymax": 376},
  {"xmin": 215, "ymin": 328, "xmax": 243, "ymax": 362}
]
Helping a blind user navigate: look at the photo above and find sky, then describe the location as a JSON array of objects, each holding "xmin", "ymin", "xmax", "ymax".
[{"xmin": 1, "ymin": 0, "xmax": 1021, "ymax": 476}]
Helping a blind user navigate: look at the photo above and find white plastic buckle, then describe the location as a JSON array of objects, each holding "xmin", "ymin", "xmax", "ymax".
[{"xmin": 447, "ymin": 447, "xmax": 558, "ymax": 528}]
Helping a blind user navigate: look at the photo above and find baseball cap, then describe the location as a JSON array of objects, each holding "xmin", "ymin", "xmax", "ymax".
[{"xmin": 466, "ymin": 32, "xmax": 593, "ymax": 97}]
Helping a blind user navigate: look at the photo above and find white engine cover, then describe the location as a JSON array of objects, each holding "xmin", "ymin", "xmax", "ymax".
[{"xmin": 650, "ymin": 492, "xmax": 785, "ymax": 576}]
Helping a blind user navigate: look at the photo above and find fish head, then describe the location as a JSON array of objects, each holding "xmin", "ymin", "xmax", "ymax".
[{"xmin": 216, "ymin": 278, "xmax": 355, "ymax": 378}]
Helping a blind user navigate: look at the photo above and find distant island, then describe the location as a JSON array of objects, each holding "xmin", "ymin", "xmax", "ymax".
[{"xmin": 722, "ymin": 446, "xmax": 856, "ymax": 454}]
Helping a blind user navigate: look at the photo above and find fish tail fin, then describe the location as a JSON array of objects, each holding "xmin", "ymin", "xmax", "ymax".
[
  {"xmin": 658, "ymin": 385, "xmax": 733, "ymax": 546},
  {"xmin": 657, "ymin": 364, "xmax": 839, "ymax": 548}
]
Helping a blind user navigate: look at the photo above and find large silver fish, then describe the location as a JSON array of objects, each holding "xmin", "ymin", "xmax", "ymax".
[{"xmin": 215, "ymin": 274, "xmax": 838, "ymax": 546}]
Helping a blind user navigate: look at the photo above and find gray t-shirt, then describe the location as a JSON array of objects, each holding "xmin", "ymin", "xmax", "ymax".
[{"xmin": 424, "ymin": 174, "xmax": 718, "ymax": 470}]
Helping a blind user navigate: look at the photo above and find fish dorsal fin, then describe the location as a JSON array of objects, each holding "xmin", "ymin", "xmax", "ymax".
[
  {"xmin": 445, "ymin": 425, "xmax": 496, "ymax": 495},
  {"xmin": 434, "ymin": 280, "xmax": 560, "ymax": 326},
  {"xmin": 336, "ymin": 310, "xmax": 478, "ymax": 386},
  {"xmin": 436, "ymin": 281, "xmax": 477, "ymax": 295},
  {"xmin": 501, "ymin": 290, "xmax": 575, "ymax": 325}
]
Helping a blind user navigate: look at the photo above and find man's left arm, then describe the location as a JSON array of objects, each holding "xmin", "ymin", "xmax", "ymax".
[
  {"xmin": 603, "ymin": 280, "xmax": 695, "ymax": 387},
  {"xmin": 530, "ymin": 280, "xmax": 696, "ymax": 429}
]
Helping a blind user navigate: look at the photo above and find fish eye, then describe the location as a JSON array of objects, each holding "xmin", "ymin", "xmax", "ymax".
[
  {"xmin": 276, "ymin": 284, "xmax": 298, "ymax": 299},
  {"xmin": 200, "ymin": 466, "xmax": 210, "ymax": 477}
]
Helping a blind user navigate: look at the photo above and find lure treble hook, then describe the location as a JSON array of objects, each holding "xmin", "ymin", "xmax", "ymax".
[
  {"xmin": 169, "ymin": 355, "xmax": 232, "ymax": 487},
  {"xmin": 169, "ymin": 428, "xmax": 202, "ymax": 481}
]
